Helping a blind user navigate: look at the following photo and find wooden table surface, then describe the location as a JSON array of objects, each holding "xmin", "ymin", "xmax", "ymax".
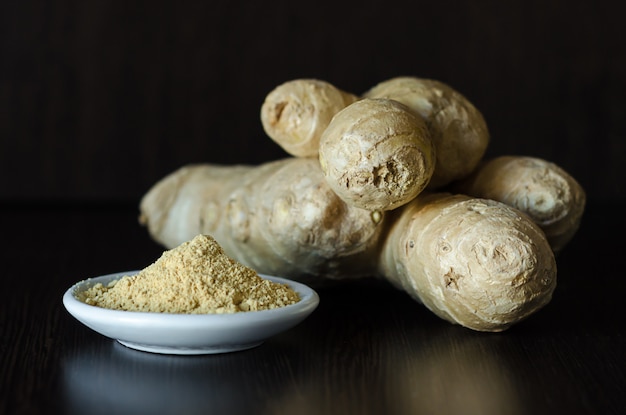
[{"xmin": 1, "ymin": 201, "xmax": 624, "ymax": 415}]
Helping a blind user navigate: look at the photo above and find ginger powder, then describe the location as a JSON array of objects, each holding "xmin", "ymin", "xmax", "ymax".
[{"xmin": 79, "ymin": 234, "xmax": 300, "ymax": 313}]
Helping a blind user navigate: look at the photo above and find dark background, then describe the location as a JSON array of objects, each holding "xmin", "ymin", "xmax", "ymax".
[
  {"xmin": 1, "ymin": 0, "xmax": 624, "ymax": 205},
  {"xmin": 2, "ymin": 3, "xmax": 626, "ymax": 413}
]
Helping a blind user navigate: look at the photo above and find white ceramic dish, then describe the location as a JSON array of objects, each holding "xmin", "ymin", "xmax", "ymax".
[{"xmin": 63, "ymin": 270, "xmax": 319, "ymax": 355}]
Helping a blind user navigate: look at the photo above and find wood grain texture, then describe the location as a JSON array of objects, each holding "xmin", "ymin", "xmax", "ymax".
[
  {"xmin": 0, "ymin": 202, "xmax": 624, "ymax": 414},
  {"xmin": 1, "ymin": 0, "xmax": 624, "ymax": 203}
]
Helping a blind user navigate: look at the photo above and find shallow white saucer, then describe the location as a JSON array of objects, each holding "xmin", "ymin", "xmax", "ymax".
[{"xmin": 63, "ymin": 270, "xmax": 319, "ymax": 355}]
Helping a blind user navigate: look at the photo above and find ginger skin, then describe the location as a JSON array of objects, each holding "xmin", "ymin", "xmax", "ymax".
[
  {"xmin": 260, "ymin": 79, "xmax": 358, "ymax": 157},
  {"xmin": 318, "ymin": 98, "xmax": 436, "ymax": 211},
  {"xmin": 380, "ymin": 193, "xmax": 556, "ymax": 331},
  {"xmin": 140, "ymin": 158, "xmax": 383, "ymax": 285},
  {"xmin": 140, "ymin": 158, "xmax": 556, "ymax": 332},
  {"xmin": 452, "ymin": 156, "xmax": 586, "ymax": 253},
  {"xmin": 363, "ymin": 76, "xmax": 490, "ymax": 189}
]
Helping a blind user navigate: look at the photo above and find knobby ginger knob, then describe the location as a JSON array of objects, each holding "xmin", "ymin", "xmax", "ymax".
[{"xmin": 319, "ymin": 98, "xmax": 436, "ymax": 211}]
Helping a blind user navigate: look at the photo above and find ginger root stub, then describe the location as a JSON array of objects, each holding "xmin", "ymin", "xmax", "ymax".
[
  {"xmin": 319, "ymin": 98, "xmax": 436, "ymax": 211},
  {"xmin": 260, "ymin": 79, "xmax": 358, "ymax": 157},
  {"xmin": 379, "ymin": 193, "xmax": 556, "ymax": 331},
  {"xmin": 363, "ymin": 76, "xmax": 490, "ymax": 189},
  {"xmin": 453, "ymin": 155, "xmax": 586, "ymax": 253}
]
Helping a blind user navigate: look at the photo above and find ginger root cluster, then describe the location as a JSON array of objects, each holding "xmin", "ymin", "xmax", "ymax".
[{"xmin": 139, "ymin": 76, "xmax": 585, "ymax": 332}]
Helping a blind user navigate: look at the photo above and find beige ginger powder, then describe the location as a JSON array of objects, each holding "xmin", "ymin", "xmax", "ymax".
[{"xmin": 79, "ymin": 234, "xmax": 300, "ymax": 313}]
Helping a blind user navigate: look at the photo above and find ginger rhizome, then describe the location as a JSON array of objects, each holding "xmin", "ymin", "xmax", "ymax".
[
  {"xmin": 140, "ymin": 158, "xmax": 382, "ymax": 285},
  {"xmin": 363, "ymin": 76, "xmax": 490, "ymax": 188},
  {"xmin": 380, "ymin": 193, "xmax": 555, "ymax": 331},
  {"xmin": 453, "ymin": 155, "xmax": 586, "ymax": 253},
  {"xmin": 260, "ymin": 79, "xmax": 358, "ymax": 157},
  {"xmin": 319, "ymin": 98, "xmax": 436, "ymax": 211},
  {"xmin": 139, "ymin": 75, "xmax": 585, "ymax": 332},
  {"xmin": 140, "ymin": 158, "xmax": 557, "ymax": 332}
]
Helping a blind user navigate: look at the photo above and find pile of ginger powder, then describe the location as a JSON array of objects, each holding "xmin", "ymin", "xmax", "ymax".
[{"xmin": 79, "ymin": 234, "xmax": 300, "ymax": 313}]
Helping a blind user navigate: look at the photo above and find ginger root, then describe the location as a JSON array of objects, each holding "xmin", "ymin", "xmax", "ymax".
[
  {"xmin": 261, "ymin": 77, "xmax": 489, "ymax": 211},
  {"xmin": 363, "ymin": 76, "xmax": 490, "ymax": 188},
  {"xmin": 138, "ymin": 76, "xmax": 586, "ymax": 332},
  {"xmin": 260, "ymin": 79, "xmax": 358, "ymax": 157},
  {"xmin": 139, "ymin": 158, "xmax": 556, "ymax": 332},
  {"xmin": 452, "ymin": 155, "xmax": 586, "ymax": 253},
  {"xmin": 139, "ymin": 158, "xmax": 382, "ymax": 285},
  {"xmin": 318, "ymin": 98, "xmax": 436, "ymax": 211},
  {"xmin": 380, "ymin": 193, "xmax": 556, "ymax": 331}
]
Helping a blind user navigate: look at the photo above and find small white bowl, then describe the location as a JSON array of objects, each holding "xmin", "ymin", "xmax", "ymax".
[{"xmin": 63, "ymin": 271, "xmax": 319, "ymax": 355}]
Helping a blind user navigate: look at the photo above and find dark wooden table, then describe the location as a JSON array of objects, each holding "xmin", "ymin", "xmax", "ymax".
[{"xmin": 1, "ymin": 201, "xmax": 624, "ymax": 415}]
